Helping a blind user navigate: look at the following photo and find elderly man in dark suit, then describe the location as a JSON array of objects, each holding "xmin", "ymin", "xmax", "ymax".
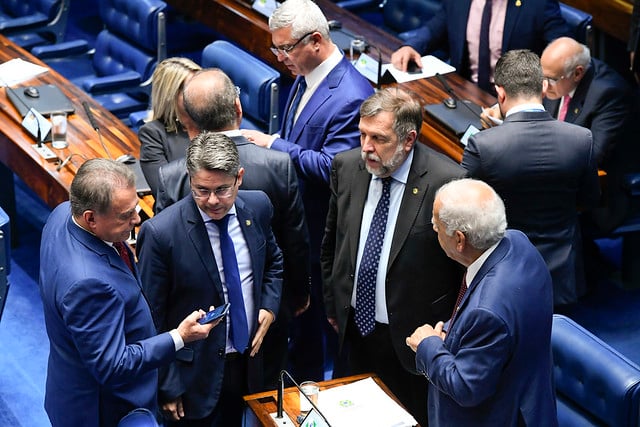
[
  {"xmin": 462, "ymin": 49, "xmax": 600, "ymax": 306},
  {"xmin": 156, "ymin": 68, "xmax": 310, "ymax": 389},
  {"xmin": 137, "ymin": 133, "xmax": 283, "ymax": 426},
  {"xmin": 408, "ymin": 178, "xmax": 557, "ymax": 426},
  {"xmin": 321, "ymin": 88, "xmax": 465, "ymax": 426},
  {"xmin": 541, "ymin": 37, "xmax": 639, "ymax": 232}
]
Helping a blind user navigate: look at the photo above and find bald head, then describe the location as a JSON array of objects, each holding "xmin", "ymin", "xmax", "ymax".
[
  {"xmin": 182, "ymin": 68, "xmax": 242, "ymax": 137},
  {"xmin": 541, "ymin": 37, "xmax": 590, "ymax": 99}
]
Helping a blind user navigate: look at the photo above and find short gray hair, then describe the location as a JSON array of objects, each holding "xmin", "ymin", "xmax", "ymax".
[
  {"xmin": 359, "ymin": 87, "xmax": 422, "ymax": 142},
  {"xmin": 186, "ymin": 132, "xmax": 240, "ymax": 177},
  {"xmin": 435, "ymin": 178, "xmax": 507, "ymax": 250},
  {"xmin": 494, "ymin": 49, "xmax": 543, "ymax": 99},
  {"xmin": 70, "ymin": 158, "xmax": 135, "ymax": 216},
  {"xmin": 269, "ymin": 0, "xmax": 330, "ymax": 40},
  {"xmin": 563, "ymin": 43, "xmax": 591, "ymax": 74}
]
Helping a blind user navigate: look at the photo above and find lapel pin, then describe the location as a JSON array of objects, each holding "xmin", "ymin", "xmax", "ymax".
[
  {"xmin": 515, "ymin": 0, "xmax": 521, "ymax": 6},
  {"xmin": 412, "ymin": 187, "xmax": 419, "ymax": 195},
  {"xmin": 573, "ymin": 108, "xmax": 579, "ymax": 114},
  {"xmin": 246, "ymin": 220, "xmax": 252, "ymax": 227}
]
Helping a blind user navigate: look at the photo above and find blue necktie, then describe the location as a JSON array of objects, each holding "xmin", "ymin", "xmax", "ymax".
[
  {"xmin": 212, "ymin": 215, "xmax": 249, "ymax": 352},
  {"xmin": 283, "ymin": 78, "xmax": 306, "ymax": 139},
  {"xmin": 355, "ymin": 177, "xmax": 392, "ymax": 336},
  {"xmin": 478, "ymin": 0, "xmax": 493, "ymax": 91}
]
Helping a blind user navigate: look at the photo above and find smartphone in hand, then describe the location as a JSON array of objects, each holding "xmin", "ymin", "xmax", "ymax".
[{"xmin": 198, "ymin": 303, "xmax": 230, "ymax": 325}]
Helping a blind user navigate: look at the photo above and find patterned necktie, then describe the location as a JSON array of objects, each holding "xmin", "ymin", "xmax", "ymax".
[
  {"xmin": 212, "ymin": 215, "xmax": 249, "ymax": 352},
  {"xmin": 557, "ymin": 94, "xmax": 571, "ymax": 121},
  {"xmin": 450, "ymin": 275, "xmax": 468, "ymax": 327},
  {"xmin": 113, "ymin": 241, "xmax": 134, "ymax": 274},
  {"xmin": 477, "ymin": 0, "xmax": 493, "ymax": 91},
  {"xmin": 283, "ymin": 78, "xmax": 307, "ymax": 139},
  {"xmin": 355, "ymin": 177, "xmax": 392, "ymax": 336}
]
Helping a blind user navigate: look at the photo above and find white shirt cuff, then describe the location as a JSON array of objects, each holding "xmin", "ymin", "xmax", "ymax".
[{"xmin": 169, "ymin": 329, "xmax": 185, "ymax": 351}]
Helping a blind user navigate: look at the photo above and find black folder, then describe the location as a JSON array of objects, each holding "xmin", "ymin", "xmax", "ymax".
[
  {"xmin": 424, "ymin": 101, "xmax": 483, "ymax": 137},
  {"xmin": 7, "ymin": 84, "xmax": 75, "ymax": 118}
]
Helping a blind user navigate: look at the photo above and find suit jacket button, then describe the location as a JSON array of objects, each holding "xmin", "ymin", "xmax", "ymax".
[
  {"xmin": 217, "ymin": 349, "xmax": 225, "ymax": 357},
  {"xmin": 349, "ymin": 274, "xmax": 354, "ymax": 280}
]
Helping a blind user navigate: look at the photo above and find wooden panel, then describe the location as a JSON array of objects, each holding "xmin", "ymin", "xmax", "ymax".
[{"xmin": 563, "ymin": 0, "xmax": 633, "ymax": 42}]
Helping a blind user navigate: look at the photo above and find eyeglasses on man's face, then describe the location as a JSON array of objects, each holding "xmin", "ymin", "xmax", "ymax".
[
  {"xmin": 270, "ymin": 31, "xmax": 315, "ymax": 57},
  {"xmin": 191, "ymin": 176, "xmax": 238, "ymax": 200},
  {"xmin": 544, "ymin": 70, "xmax": 573, "ymax": 86}
]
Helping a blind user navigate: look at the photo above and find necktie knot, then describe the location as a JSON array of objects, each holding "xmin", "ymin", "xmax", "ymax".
[
  {"xmin": 113, "ymin": 241, "xmax": 134, "ymax": 274},
  {"xmin": 212, "ymin": 214, "xmax": 231, "ymax": 230}
]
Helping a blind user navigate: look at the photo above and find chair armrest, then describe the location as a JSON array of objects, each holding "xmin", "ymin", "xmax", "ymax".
[
  {"xmin": 336, "ymin": 0, "xmax": 378, "ymax": 10},
  {"xmin": 32, "ymin": 40, "xmax": 90, "ymax": 59},
  {"xmin": 623, "ymin": 173, "xmax": 640, "ymax": 197},
  {"xmin": 0, "ymin": 14, "xmax": 49, "ymax": 32},
  {"xmin": 81, "ymin": 71, "xmax": 143, "ymax": 94}
]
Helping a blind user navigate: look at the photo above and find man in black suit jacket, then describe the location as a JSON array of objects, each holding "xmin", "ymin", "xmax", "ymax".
[
  {"xmin": 541, "ymin": 37, "xmax": 639, "ymax": 232},
  {"xmin": 156, "ymin": 68, "xmax": 310, "ymax": 389},
  {"xmin": 463, "ymin": 49, "xmax": 601, "ymax": 306},
  {"xmin": 321, "ymin": 88, "xmax": 465, "ymax": 426}
]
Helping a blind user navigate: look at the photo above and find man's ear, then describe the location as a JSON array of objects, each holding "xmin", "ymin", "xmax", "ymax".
[
  {"xmin": 455, "ymin": 230, "xmax": 466, "ymax": 252},
  {"xmin": 495, "ymin": 86, "xmax": 506, "ymax": 105}
]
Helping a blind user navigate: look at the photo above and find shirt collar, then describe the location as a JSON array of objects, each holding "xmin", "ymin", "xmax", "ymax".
[
  {"xmin": 505, "ymin": 103, "xmax": 545, "ymax": 117},
  {"xmin": 304, "ymin": 44, "xmax": 342, "ymax": 89},
  {"xmin": 197, "ymin": 204, "xmax": 237, "ymax": 223},
  {"xmin": 466, "ymin": 240, "xmax": 501, "ymax": 286}
]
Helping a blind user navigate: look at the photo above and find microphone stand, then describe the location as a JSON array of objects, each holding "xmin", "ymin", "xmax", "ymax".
[
  {"xmin": 435, "ymin": 72, "xmax": 489, "ymax": 127},
  {"xmin": 276, "ymin": 370, "xmax": 332, "ymax": 426}
]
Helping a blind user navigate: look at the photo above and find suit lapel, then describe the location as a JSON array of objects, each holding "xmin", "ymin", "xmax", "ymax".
[
  {"xmin": 349, "ymin": 160, "xmax": 374, "ymax": 267},
  {"xmin": 502, "ymin": 0, "xmax": 522, "ymax": 53},
  {"xmin": 565, "ymin": 63, "xmax": 594, "ymax": 123}
]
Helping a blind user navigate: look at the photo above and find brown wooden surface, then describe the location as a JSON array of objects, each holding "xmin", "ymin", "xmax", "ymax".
[
  {"xmin": 243, "ymin": 373, "xmax": 421, "ymax": 427},
  {"xmin": 165, "ymin": 0, "xmax": 497, "ymax": 161},
  {"xmin": 0, "ymin": 35, "xmax": 154, "ymax": 218},
  {"xmin": 562, "ymin": 0, "xmax": 633, "ymax": 42}
]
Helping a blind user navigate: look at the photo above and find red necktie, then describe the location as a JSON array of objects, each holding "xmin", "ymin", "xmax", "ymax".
[
  {"xmin": 113, "ymin": 241, "xmax": 134, "ymax": 274},
  {"xmin": 450, "ymin": 275, "xmax": 467, "ymax": 326},
  {"xmin": 558, "ymin": 95, "xmax": 571, "ymax": 121}
]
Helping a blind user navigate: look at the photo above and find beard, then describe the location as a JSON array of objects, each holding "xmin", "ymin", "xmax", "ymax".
[{"xmin": 361, "ymin": 143, "xmax": 407, "ymax": 177}]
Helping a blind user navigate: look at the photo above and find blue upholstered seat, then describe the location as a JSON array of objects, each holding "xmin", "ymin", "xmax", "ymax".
[
  {"xmin": 0, "ymin": 0, "xmax": 69, "ymax": 50},
  {"xmin": 117, "ymin": 408, "xmax": 160, "ymax": 427},
  {"xmin": 559, "ymin": 2, "xmax": 593, "ymax": 51},
  {"xmin": 201, "ymin": 40, "xmax": 280, "ymax": 134}
]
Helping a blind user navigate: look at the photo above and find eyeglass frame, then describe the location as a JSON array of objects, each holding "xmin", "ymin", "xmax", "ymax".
[
  {"xmin": 270, "ymin": 31, "xmax": 315, "ymax": 57},
  {"xmin": 544, "ymin": 69, "xmax": 574, "ymax": 86},
  {"xmin": 190, "ymin": 175, "xmax": 239, "ymax": 200}
]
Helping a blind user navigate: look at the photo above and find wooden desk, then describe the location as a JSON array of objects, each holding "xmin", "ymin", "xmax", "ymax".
[
  {"xmin": 0, "ymin": 35, "xmax": 154, "ymax": 218},
  {"xmin": 166, "ymin": 0, "xmax": 495, "ymax": 162},
  {"xmin": 243, "ymin": 373, "xmax": 420, "ymax": 427}
]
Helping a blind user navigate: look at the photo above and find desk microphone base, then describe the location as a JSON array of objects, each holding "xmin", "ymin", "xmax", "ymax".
[
  {"xmin": 32, "ymin": 144, "xmax": 58, "ymax": 162},
  {"xmin": 270, "ymin": 412, "xmax": 296, "ymax": 426}
]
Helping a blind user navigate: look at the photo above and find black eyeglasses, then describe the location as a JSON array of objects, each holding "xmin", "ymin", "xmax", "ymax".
[
  {"xmin": 270, "ymin": 31, "xmax": 315, "ymax": 57},
  {"xmin": 191, "ymin": 176, "xmax": 238, "ymax": 200}
]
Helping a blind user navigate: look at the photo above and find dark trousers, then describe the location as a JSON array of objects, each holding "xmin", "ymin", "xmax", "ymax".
[
  {"xmin": 347, "ymin": 313, "xmax": 429, "ymax": 427},
  {"xmin": 167, "ymin": 353, "xmax": 247, "ymax": 427}
]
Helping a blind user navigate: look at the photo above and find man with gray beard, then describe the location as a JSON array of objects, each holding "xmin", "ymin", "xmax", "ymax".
[{"xmin": 320, "ymin": 88, "xmax": 465, "ymax": 426}]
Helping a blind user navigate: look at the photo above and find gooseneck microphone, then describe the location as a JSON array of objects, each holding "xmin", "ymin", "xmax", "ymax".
[
  {"xmin": 277, "ymin": 370, "xmax": 331, "ymax": 426},
  {"xmin": 55, "ymin": 152, "xmax": 87, "ymax": 171},
  {"xmin": 435, "ymin": 72, "xmax": 488, "ymax": 127},
  {"xmin": 82, "ymin": 101, "xmax": 113, "ymax": 160}
]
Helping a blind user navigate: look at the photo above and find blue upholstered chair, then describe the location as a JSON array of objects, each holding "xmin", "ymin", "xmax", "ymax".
[
  {"xmin": 201, "ymin": 40, "xmax": 280, "ymax": 134},
  {"xmin": 559, "ymin": 2, "xmax": 593, "ymax": 51},
  {"xmin": 32, "ymin": 0, "xmax": 167, "ymax": 118},
  {"xmin": 0, "ymin": 0, "xmax": 70, "ymax": 50},
  {"xmin": 117, "ymin": 408, "xmax": 160, "ymax": 427},
  {"xmin": 552, "ymin": 314, "xmax": 640, "ymax": 426}
]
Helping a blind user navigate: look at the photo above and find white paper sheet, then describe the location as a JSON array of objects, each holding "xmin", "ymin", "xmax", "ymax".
[
  {"xmin": 0, "ymin": 58, "xmax": 48, "ymax": 86},
  {"xmin": 354, "ymin": 54, "xmax": 455, "ymax": 84}
]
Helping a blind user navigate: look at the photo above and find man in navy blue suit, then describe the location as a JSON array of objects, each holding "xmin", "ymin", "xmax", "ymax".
[
  {"xmin": 391, "ymin": 0, "xmax": 568, "ymax": 89},
  {"xmin": 407, "ymin": 178, "xmax": 557, "ymax": 426},
  {"xmin": 39, "ymin": 159, "xmax": 216, "ymax": 427},
  {"xmin": 243, "ymin": 0, "xmax": 374, "ymax": 381},
  {"xmin": 137, "ymin": 133, "xmax": 283, "ymax": 426}
]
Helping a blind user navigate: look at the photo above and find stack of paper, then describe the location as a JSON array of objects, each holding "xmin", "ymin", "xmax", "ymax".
[
  {"xmin": 354, "ymin": 54, "xmax": 455, "ymax": 84},
  {"xmin": 0, "ymin": 58, "xmax": 48, "ymax": 87},
  {"xmin": 317, "ymin": 377, "xmax": 418, "ymax": 427}
]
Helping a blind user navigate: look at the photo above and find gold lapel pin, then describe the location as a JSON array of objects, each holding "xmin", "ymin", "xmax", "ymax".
[
  {"xmin": 515, "ymin": 0, "xmax": 521, "ymax": 6},
  {"xmin": 246, "ymin": 220, "xmax": 252, "ymax": 226},
  {"xmin": 573, "ymin": 108, "xmax": 579, "ymax": 114},
  {"xmin": 412, "ymin": 187, "xmax": 419, "ymax": 195}
]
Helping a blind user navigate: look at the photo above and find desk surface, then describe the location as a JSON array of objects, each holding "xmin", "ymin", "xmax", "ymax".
[
  {"xmin": 165, "ymin": 0, "xmax": 496, "ymax": 163},
  {"xmin": 243, "ymin": 373, "xmax": 421, "ymax": 427},
  {"xmin": 0, "ymin": 35, "xmax": 154, "ymax": 217}
]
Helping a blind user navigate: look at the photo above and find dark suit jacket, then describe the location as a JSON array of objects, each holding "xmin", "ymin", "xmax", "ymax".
[
  {"xmin": 272, "ymin": 55, "xmax": 374, "ymax": 256},
  {"xmin": 138, "ymin": 119, "xmax": 190, "ymax": 198},
  {"xmin": 543, "ymin": 59, "xmax": 639, "ymax": 230},
  {"xmin": 137, "ymin": 191, "xmax": 283, "ymax": 419},
  {"xmin": 462, "ymin": 110, "xmax": 600, "ymax": 305},
  {"xmin": 405, "ymin": 0, "xmax": 568, "ymax": 79},
  {"xmin": 39, "ymin": 202, "xmax": 176, "ymax": 427},
  {"xmin": 416, "ymin": 230, "xmax": 557, "ymax": 426},
  {"xmin": 321, "ymin": 143, "xmax": 465, "ymax": 373},
  {"xmin": 155, "ymin": 134, "xmax": 310, "ymax": 315}
]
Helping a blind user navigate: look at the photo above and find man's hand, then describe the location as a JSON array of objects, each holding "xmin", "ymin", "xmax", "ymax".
[
  {"xmin": 391, "ymin": 46, "xmax": 422, "ymax": 72},
  {"xmin": 176, "ymin": 307, "xmax": 219, "ymax": 344},
  {"xmin": 241, "ymin": 129, "xmax": 272, "ymax": 147},
  {"xmin": 250, "ymin": 309, "xmax": 275, "ymax": 357},
  {"xmin": 480, "ymin": 105, "xmax": 503, "ymax": 129},
  {"xmin": 162, "ymin": 396, "xmax": 184, "ymax": 421},
  {"xmin": 294, "ymin": 295, "xmax": 311, "ymax": 317},
  {"xmin": 406, "ymin": 321, "xmax": 446, "ymax": 352},
  {"xmin": 327, "ymin": 316, "xmax": 339, "ymax": 333}
]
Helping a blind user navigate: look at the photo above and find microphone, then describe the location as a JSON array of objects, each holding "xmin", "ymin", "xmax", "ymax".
[
  {"xmin": 55, "ymin": 153, "xmax": 87, "ymax": 172},
  {"xmin": 435, "ymin": 73, "xmax": 487, "ymax": 126},
  {"xmin": 82, "ymin": 101, "xmax": 113, "ymax": 160},
  {"xmin": 277, "ymin": 370, "xmax": 331, "ymax": 426}
]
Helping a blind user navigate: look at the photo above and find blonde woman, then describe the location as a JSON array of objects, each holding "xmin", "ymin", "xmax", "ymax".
[{"xmin": 139, "ymin": 57, "xmax": 201, "ymax": 197}]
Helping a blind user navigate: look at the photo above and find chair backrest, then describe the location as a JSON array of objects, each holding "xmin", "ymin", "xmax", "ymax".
[
  {"xmin": 382, "ymin": 0, "xmax": 441, "ymax": 35},
  {"xmin": 93, "ymin": 0, "xmax": 166, "ymax": 81},
  {"xmin": 552, "ymin": 314, "xmax": 640, "ymax": 426},
  {"xmin": 117, "ymin": 408, "xmax": 160, "ymax": 427},
  {"xmin": 0, "ymin": 0, "xmax": 69, "ymax": 44},
  {"xmin": 201, "ymin": 40, "xmax": 280, "ymax": 134},
  {"xmin": 559, "ymin": 2, "xmax": 593, "ymax": 51}
]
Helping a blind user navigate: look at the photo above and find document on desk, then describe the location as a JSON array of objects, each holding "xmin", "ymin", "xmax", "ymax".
[
  {"xmin": 354, "ymin": 54, "xmax": 455, "ymax": 84},
  {"xmin": 317, "ymin": 377, "xmax": 417, "ymax": 427},
  {"xmin": 0, "ymin": 58, "xmax": 48, "ymax": 86}
]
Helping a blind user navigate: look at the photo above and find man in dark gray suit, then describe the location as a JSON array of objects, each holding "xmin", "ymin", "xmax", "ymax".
[
  {"xmin": 321, "ymin": 88, "xmax": 464, "ymax": 426},
  {"xmin": 156, "ymin": 68, "xmax": 310, "ymax": 389},
  {"xmin": 462, "ymin": 49, "xmax": 600, "ymax": 307}
]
